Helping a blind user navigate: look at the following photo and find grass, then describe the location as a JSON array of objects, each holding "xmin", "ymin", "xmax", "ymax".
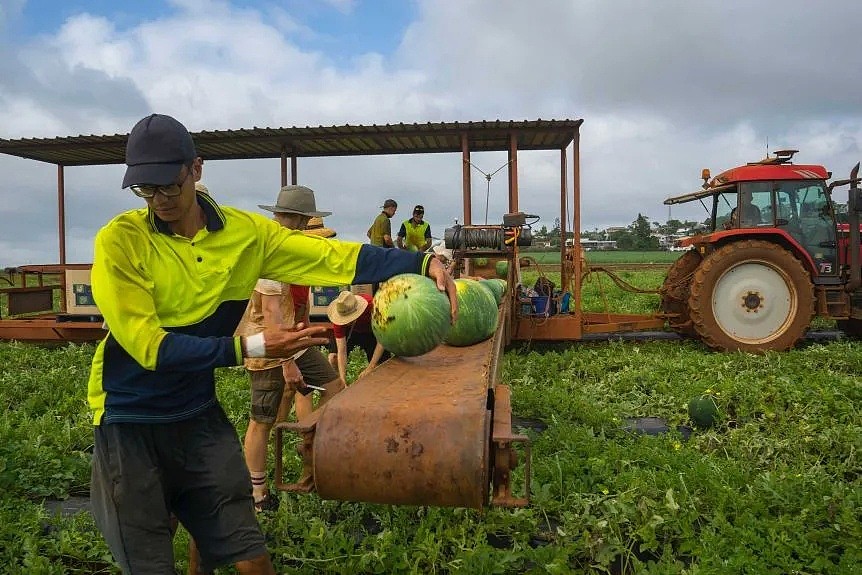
[{"xmin": 0, "ymin": 293, "xmax": 859, "ymax": 572}]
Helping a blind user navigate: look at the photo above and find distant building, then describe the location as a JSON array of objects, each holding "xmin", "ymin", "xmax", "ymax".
[{"xmin": 572, "ymin": 238, "xmax": 617, "ymax": 250}]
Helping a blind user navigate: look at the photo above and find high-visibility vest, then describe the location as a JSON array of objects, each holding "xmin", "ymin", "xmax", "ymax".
[{"xmin": 402, "ymin": 219, "xmax": 429, "ymax": 251}]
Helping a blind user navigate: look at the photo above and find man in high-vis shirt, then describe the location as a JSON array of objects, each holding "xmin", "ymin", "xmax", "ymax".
[
  {"xmin": 396, "ymin": 204, "xmax": 432, "ymax": 252},
  {"xmin": 87, "ymin": 114, "xmax": 457, "ymax": 575}
]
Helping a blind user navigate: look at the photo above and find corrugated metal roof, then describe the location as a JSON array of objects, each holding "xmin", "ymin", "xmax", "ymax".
[{"xmin": 0, "ymin": 119, "xmax": 583, "ymax": 166}]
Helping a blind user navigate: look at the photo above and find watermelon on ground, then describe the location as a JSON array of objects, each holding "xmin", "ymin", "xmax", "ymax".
[
  {"xmin": 688, "ymin": 395, "xmax": 720, "ymax": 429},
  {"xmin": 479, "ymin": 278, "xmax": 505, "ymax": 306},
  {"xmin": 444, "ymin": 278, "xmax": 499, "ymax": 346},
  {"xmin": 371, "ymin": 274, "xmax": 451, "ymax": 357}
]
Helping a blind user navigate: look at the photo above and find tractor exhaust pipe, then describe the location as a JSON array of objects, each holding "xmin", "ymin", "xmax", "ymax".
[{"xmin": 847, "ymin": 163, "xmax": 862, "ymax": 291}]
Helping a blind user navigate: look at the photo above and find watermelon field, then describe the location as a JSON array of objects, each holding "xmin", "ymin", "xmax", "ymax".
[{"xmin": 0, "ymin": 267, "xmax": 860, "ymax": 573}]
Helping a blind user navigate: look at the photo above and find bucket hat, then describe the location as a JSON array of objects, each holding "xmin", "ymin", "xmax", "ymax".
[
  {"xmin": 258, "ymin": 185, "xmax": 331, "ymax": 217},
  {"xmin": 304, "ymin": 216, "xmax": 336, "ymax": 238},
  {"xmin": 327, "ymin": 290, "xmax": 368, "ymax": 326}
]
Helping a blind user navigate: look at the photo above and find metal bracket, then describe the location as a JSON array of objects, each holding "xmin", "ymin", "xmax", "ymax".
[
  {"xmin": 490, "ymin": 385, "xmax": 531, "ymax": 507},
  {"xmin": 273, "ymin": 410, "xmax": 321, "ymax": 493}
]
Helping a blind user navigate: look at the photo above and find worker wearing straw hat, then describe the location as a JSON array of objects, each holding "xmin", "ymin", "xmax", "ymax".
[
  {"xmin": 304, "ymin": 216, "xmax": 336, "ymax": 238},
  {"xmin": 327, "ymin": 290, "xmax": 390, "ymax": 383},
  {"xmin": 237, "ymin": 185, "xmax": 346, "ymax": 514}
]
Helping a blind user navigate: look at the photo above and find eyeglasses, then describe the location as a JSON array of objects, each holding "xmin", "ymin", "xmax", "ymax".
[{"xmin": 130, "ymin": 169, "xmax": 191, "ymax": 199}]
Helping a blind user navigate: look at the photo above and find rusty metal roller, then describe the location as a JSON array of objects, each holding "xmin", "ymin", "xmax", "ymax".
[{"xmin": 313, "ymin": 347, "xmax": 491, "ymax": 508}]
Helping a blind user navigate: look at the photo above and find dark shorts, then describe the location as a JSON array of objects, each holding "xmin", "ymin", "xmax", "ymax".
[
  {"xmin": 326, "ymin": 331, "xmax": 392, "ymax": 364},
  {"xmin": 249, "ymin": 347, "xmax": 338, "ymax": 424},
  {"xmin": 90, "ymin": 404, "xmax": 266, "ymax": 573}
]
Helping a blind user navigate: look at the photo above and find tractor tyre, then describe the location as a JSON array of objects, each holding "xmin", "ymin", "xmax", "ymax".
[
  {"xmin": 688, "ymin": 240, "xmax": 814, "ymax": 353},
  {"xmin": 837, "ymin": 319, "xmax": 862, "ymax": 338},
  {"xmin": 660, "ymin": 250, "xmax": 702, "ymax": 336}
]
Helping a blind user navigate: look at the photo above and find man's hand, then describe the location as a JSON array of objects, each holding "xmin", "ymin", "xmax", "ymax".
[
  {"xmin": 427, "ymin": 256, "xmax": 459, "ymax": 324},
  {"xmin": 282, "ymin": 360, "xmax": 303, "ymax": 388},
  {"xmin": 261, "ymin": 324, "xmax": 329, "ymax": 359}
]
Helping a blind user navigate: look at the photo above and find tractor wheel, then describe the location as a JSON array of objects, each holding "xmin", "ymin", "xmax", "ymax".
[
  {"xmin": 660, "ymin": 250, "xmax": 702, "ymax": 336},
  {"xmin": 688, "ymin": 240, "xmax": 814, "ymax": 352},
  {"xmin": 837, "ymin": 319, "xmax": 862, "ymax": 338}
]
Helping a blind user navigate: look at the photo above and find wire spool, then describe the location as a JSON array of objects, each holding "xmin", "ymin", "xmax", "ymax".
[{"xmin": 444, "ymin": 225, "xmax": 532, "ymax": 250}]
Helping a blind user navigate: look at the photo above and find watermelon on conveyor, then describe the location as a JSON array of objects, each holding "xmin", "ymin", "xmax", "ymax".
[
  {"xmin": 372, "ymin": 274, "xmax": 451, "ymax": 357},
  {"xmin": 444, "ymin": 278, "xmax": 499, "ymax": 346},
  {"xmin": 479, "ymin": 278, "xmax": 507, "ymax": 306}
]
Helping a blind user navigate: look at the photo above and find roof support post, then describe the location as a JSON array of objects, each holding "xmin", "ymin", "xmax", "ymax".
[
  {"xmin": 572, "ymin": 129, "xmax": 582, "ymax": 315},
  {"xmin": 291, "ymin": 156, "xmax": 298, "ymax": 185},
  {"xmin": 57, "ymin": 164, "xmax": 66, "ymax": 265},
  {"xmin": 461, "ymin": 134, "xmax": 472, "ymax": 225},
  {"xmin": 461, "ymin": 134, "xmax": 472, "ymax": 276},
  {"xmin": 560, "ymin": 149, "xmax": 567, "ymax": 292},
  {"xmin": 280, "ymin": 147, "xmax": 288, "ymax": 187},
  {"xmin": 507, "ymin": 134, "xmax": 518, "ymax": 213}
]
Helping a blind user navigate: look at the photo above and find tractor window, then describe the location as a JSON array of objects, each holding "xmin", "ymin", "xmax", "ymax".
[
  {"xmin": 715, "ymin": 190, "xmax": 737, "ymax": 230},
  {"xmin": 775, "ymin": 180, "xmax": 837, "ymax": 276},
  {"xmin": 739, "ymin": 182, "xmax": 772, "ymax": 227}
]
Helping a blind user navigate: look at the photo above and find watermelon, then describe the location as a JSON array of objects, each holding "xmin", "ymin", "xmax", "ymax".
[
  {"xmin": 495, "ymin": 260, "xmax": 509, "ymax": 279},
  {"xmin": 476, "ymin": 257, "xmax": 488, "ymax": 267},
  {"xmin": 371, "ymin": 274, "xmax": 451, "ymax": 357},
  {"xmin": 444, "ymin": 278, "xmax": 499, "ymax": 346},
  {"xmin": 479, "ymin": 278, "xmax": 505, "ymax": 306},
  {"xmin": 688, "ymin": 395, "xmax": 720, "ymax": 429}
]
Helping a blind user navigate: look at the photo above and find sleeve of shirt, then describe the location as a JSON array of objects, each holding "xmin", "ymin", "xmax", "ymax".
[
  {"xmin": 424, "ymin": 225, "xmax": 432, "ymax": 239},
  {"xmin": 91, "ymin": 225, "xmax": 239, "ymax": 372},
  {"xmin": 332, "ymin": 323, "xmax": 346, "ymax": 339},
  {"xmin": 255, "ymin": 216, "xmax": 433, "ymax": 286},
  {"xmin": 397, "ymin": 222, "xmax": 406, "ymax": 237}
]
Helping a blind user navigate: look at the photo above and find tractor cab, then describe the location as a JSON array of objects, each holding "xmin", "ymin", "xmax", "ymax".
[{"xmin": 665, "ymin": 149, "xmax": 840, "ymax": 280}]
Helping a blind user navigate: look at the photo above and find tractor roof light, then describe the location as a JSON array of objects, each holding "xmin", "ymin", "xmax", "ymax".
[{"xmin": 701, "ymin": 168, "xmax": 711, "ymax": 189}]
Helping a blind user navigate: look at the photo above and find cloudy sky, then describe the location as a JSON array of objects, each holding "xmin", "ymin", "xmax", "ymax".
[{"xmin": 2, "ymin": 0, "xmax": 862, "ymax": 265}]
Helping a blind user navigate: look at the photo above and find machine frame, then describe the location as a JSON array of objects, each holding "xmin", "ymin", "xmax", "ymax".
[{"xmin": 0, "ymin": 117, "xmax": 666, "ymax": 344}]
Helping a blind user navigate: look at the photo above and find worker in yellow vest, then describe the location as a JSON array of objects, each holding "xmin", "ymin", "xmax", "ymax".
[{"xmin": 397, "ymin": 205, "xmax": 432, "ymax": 252}]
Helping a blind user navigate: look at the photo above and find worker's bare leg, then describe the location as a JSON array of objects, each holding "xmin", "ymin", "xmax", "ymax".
[
  {"xmin": 294, "ymin": 391, "xmax": 313, "ymax": 421},
  {"xmin": 244, "ymin": 419, "xmax": 275, "ymax": 502},
  {"xmin": 319, "ymin": 377, "xmax": 345, "ymax": 406}
]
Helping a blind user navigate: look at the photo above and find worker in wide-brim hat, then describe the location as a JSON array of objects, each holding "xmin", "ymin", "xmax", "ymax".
[
  {"xmin": 238, "ymin": 183, "xmax": 344, "ymax": 514},
  {"xmin": 304, "ymin": 216, "xmax": 336, "ymax": 238},
  {"xmin": 326, "ymin": 290, "xmax": 390, "ymax": 383}
]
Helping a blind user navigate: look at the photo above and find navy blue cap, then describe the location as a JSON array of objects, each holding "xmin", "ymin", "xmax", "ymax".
[{"xmin": 122, "ymin": 114, "xmax": 197, "ymax": 189}]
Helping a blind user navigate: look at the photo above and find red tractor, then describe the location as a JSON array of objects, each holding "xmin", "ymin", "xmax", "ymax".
[{"xmin": 661, "ymin": 149, "xmax": 862, "ymax": 352}]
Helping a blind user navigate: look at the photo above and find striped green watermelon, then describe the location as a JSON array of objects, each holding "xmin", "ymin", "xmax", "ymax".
[
  {"xmin": 495, "ymin": 260, "xmax": 509, "ymax": 279},
  {"xmin": 479, "ymin": 279, "xmax": 504, "ymax": 306},
  {"xmin": 444, "ymin": 278, "xmax": 499, "ymax": 346},
  {"xmin": 688, "ymin": 395, "xmax": 720, "ymax": 429},
  {"xmin": 372, "ymin": 274, "xmax": 451, "ymax": 357}
]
